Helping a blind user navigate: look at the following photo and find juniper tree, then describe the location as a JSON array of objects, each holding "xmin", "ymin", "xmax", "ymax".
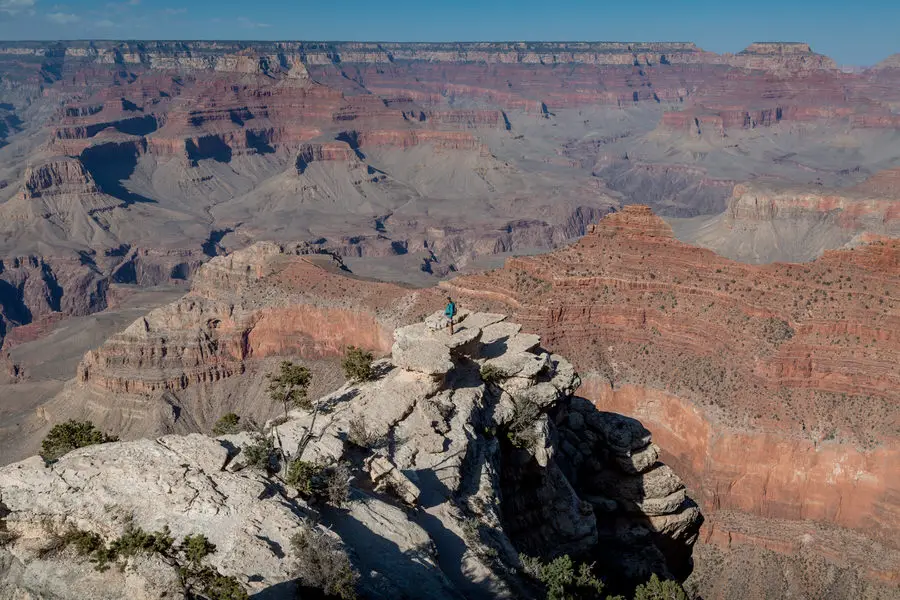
[
  {"xmin": 266, "ymin": 361, "xmax": 312, "ymax": 419},
  {"xmin": 40, "ymin": 420, "xmax": 118, "ymax": 463}
]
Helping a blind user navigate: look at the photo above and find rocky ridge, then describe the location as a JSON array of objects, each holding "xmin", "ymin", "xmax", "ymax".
[
  {"xmin": 0, "ymin": 41, "xmax": 837, "ymax": 70},
  {"xmin": 0, "ymin": 311, "xmax": 700, "ymax": 598}
]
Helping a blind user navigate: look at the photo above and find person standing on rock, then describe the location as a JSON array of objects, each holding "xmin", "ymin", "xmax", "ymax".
[{"xmin": 445, "ymin": 296, "xmax": 457, "ymax": 334}]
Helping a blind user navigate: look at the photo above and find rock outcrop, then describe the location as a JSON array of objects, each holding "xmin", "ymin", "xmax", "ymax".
[{"xmin": 0, "ymin": 312, "xmax": 700, "ymax": 598}]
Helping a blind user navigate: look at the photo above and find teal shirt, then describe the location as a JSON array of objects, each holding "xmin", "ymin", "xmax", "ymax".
[{"xmin": 445, "ymin": 302, "xmax": 456, "ymax": 318}]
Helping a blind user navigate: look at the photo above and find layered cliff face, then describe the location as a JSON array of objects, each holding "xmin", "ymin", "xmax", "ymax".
[
  {"xmin": 1, "ymin": 39, "xmax": 900, "ymax": 596},
  {"xmin": 0, "ymin": 312, "xmax": 699, "ymax": 598},
  {"xmin": 730, "ymin": 42, "xmax": 838, "ymax": 72},
  {"xmin": 445, "ymin": 206, "xmax": 900, "ymax": 597},
  {"xmin": 34, "ymin": 243, "xmax": 437, "ymax": 442},
  {"xmin": 669, "ymin": 178, "xmax": 900, "ymax": 263},
  {"xmin": 874, "ymin": 54, "xmax": 900, "ymax": 69}
]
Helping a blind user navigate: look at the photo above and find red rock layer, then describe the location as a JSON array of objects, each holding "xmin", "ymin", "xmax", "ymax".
[
  {"xmin": 443, "ymin": 206, "xmax": 900, "ymax": 578},
  {"xmin": 726, "ymin": 182, "xmax": 900, "ymax": 231},
  {"xmin": 76, "ymin": 245, "xmax": 441, "ymax": 395}
]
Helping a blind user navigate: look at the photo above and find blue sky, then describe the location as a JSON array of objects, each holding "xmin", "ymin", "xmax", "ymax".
[{"xmin": 0, "ymin": 0, "xmax": 896, "ymax": 66}]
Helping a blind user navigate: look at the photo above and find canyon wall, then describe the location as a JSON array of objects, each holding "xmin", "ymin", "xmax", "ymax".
[{"xmin": 445, "ymin": 206, "xmax": 900, "ymax": 595}]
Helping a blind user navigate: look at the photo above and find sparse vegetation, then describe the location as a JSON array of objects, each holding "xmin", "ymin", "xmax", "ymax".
[
  {"xmin": 346, "ymin": 415, "xmax": 383, "ymax": 449},
  {"xmin": 60, "ymin": 525, "xmax": 247, "ymax": 599},
  {"xmin": 633, "ymin": 573, "xmax": 688, "ymax": 600},
  {"xmin": 520, "ymin": 554, "xmax": 620, "ymax": 600},
  {"xmin": 506, "ymin": 396, "xmax": 543, "ymax": 450},
  {"xmin": 242, "ymin": 433, "xmax": 278, "ymax": 472},
  {"xmin": 341, "ymin": 346, "xmax": 375, "ymax": 382},
  {"xmin": 325, "ymin": 462, "xmax": 351, "ymax": 508},
  {"xmin": 212, "ymin": 413, "xmax": 242, "ymax": 436},
  {"xmin": 60, "ymin": 528, "xmax": 104, "ymax": 555},
  {"xmin": 762, "ymin": 318, "xmax": 795, "ymax": 345},
  {"xmin": 40, "ymin": 420, "xmax": 118, "ymax": 463},
  {"xmin": 292, "ymin": 528, "xmax": 358, "ymax": 600},
  {"xmin": 285, "ymin": 459, "xmax": 350, "ymax": 507},
  {"xmin": 480, "ymin": 363, "xmax": 504, "ymax": 384},
  {"xmin": 0, "ymin": 505, "xmax": 18, "ymax": 547},
  {"xmin": 285, "ymin": 458, "xmax": 324, "ymax": 496},
  {"xmin": 266, "ymin": 360, "xmax": 313, "ymax": 418}
]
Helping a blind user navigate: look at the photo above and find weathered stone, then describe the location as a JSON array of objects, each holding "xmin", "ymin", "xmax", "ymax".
[
  {"xmin": 615, "ymin": 443, "xmax": 660, "ymax": 475},
  {"xmin": 445, "ymin": 326, "xmax": 482, "ymax": 355},
  {"xmin": 506, "ymin": 332, "xmax": 541, "ymax": 354},
  {"xmin": 480, "ymin": 322, "xmax": 523, "ymax": 358},
  {"xmin": 513, "ymin": 382, "xmax": 560, "ymax": 410},
  {"xmin": 627, "ymin": 489, "xmax": 688, "ymax": 516},
  {"xmin": 484, "ymin": 350, "xmax": 549, "ymax": 380},
  {"xmin": 582, "ymin": 494, "xmax": 618, "ymax": 513},
  {"xmin": 585, "ymin": 411, "xmax": 653, "ymax": 454},
  {"xmin": 364, "ymin": 454, "xmax": 421, "ymax": 506},
  {"xmin": 392, "ymin": 337, "xmax": 453, "ymax": 377},
  {"xmin": 458, "ymin": 312, "xmax": 507, "ymax": 330},
  {"xmin": 646, "ymin": 505, "xmax": 704, "ymax": 541}
]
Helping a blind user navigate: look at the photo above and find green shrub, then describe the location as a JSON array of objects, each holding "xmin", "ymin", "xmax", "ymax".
[
  {"xmin": 212, "ymin": 413, "xmax": 241, "ymax": 436},
  {"xmin": 193, "ymin": 566, "xmax": 250, "ymax": 600},
  {"xmin": 633, "ymin": 574, "xmax": 687, "ymax": 600},
  {"xmin": 519, "ymin": 553, "xmax": 615, "ymax": 600},
  {"xmin": 292, "ymin": 528, "xmax": 358, "ymax": 600},
  {"xmin": 61, "ymin": 528, "xmax": 104, "ymax": 555},
  {"xmin": 60, "ymin": 526, "xmax": 247, "ymax": 599},
  {"xmin": 100, "ymin": 525, "xmax": 175, "ymax": 570},
  {"xmin": 180, "ymin": 533, "xmax": 216, "ymax": 564},
  {"xmin": 285, "ymin": 459, "xmax": 324, "ymax": 497},
  {"xmin": 40, "ymin": 420, "xmax": 118, "ymax": 463},
  {"xmin": 480, "ymin": 363, "xmax": 504, "ymax": 384},
  {"xmin": 242, "ymin": 434, "xmax": 277, "ymax": 472},
  {"xmin": 342, "ymin": 346, "xmax": 375, "ymax": 382},
  {"xmin": 284, "ymin": 459, "xmax": 349, "ymax": 507}
]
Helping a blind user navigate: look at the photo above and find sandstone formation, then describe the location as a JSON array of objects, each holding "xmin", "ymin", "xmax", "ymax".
[
  {"xmin": 33, "ymin": 242, "xmax": 437, "ymax": 444},
  {"xmin": 0, "ymin": 312, "xmax": 700, "ymax": 598},
  {"xmin": 874, "ymin": 54, "xmax": 900, "ymax": 69}
]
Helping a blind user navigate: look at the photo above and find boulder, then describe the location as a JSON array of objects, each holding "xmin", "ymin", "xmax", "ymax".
[{"xmin": 364, "ymin": 454, "xmax": 421, "ymax": 506}]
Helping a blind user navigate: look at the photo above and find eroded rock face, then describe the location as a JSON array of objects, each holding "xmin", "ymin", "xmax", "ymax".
[
  {"xmin": 0, "ymin": 313, "xmax": 700, "ymax": 598},
  {"xmin": 445, "ymin": 206, "xmax": 900, "ymax": 596},
  {"xmin": 668, "ymin": 180, "xmax": 900, "ymax": 263}
]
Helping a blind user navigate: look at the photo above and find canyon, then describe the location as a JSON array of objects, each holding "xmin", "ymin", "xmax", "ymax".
[
  {"xmin": 11, "ymin": 206, "xmax": 896, "ymax": 597},
  {"xmin": 0, "ymin": 39, "xmax": 899, "ymax": 599}
]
